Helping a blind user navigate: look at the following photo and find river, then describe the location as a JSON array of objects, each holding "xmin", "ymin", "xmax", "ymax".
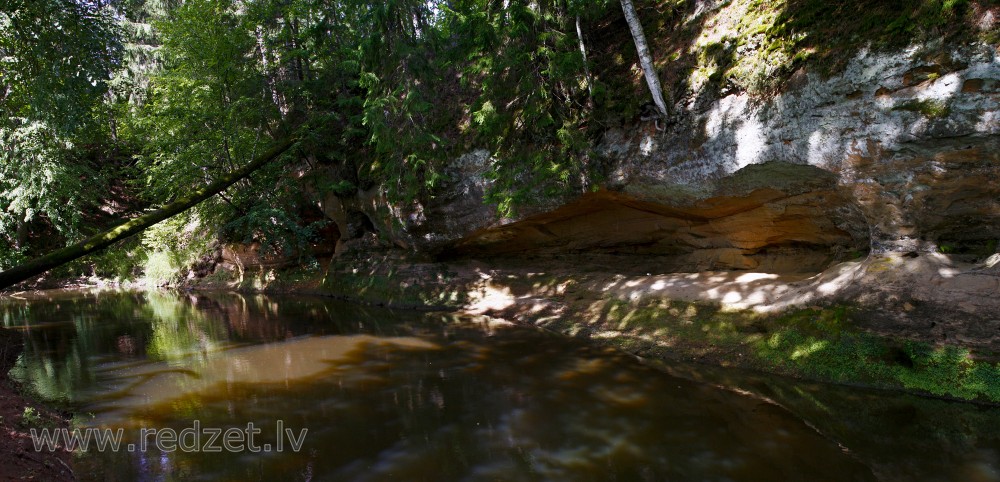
[{"xmin": 2, "ymin": 290, "xmax": 998, "ymax": 481}]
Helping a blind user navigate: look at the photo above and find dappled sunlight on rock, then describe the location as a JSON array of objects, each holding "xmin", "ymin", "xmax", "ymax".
[
  {"xmin": 453, "ymin": 249, "xmax": 1000, "ymax": 355},
  {"xmin": 721, "ymin": 291, "xmax": 743, "ymax": 304},
  {"xmin": 791, "ymin": 340, "xmax": 829, "ymax": 361},
  {"xmin": 465, "ymin": 283, "xmax": 516, "ymax": 314},
  {"xmin": 735, "ymin": 273, "xmax": 779, "ymax": 283},
  {"xmin": 593, "ymin": 269, "xmax": 817, "ymax": 311}
]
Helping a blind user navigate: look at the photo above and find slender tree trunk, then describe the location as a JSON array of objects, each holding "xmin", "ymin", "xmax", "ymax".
[
  {"xmin": 620, "ymin": 0, "xmax": 668, "ymax": 117},
  {"xmin": 290, "ymin": 18, "xmax": 305, "ymax": 83},
  {"xmin": 256, "ymin": 26, "xmax": 287, "ymax": 117},
  {"xmin": 14, "ymin": 215, "xmax": 28, "ymax": 250},
  {"xmin": 575, "ymin": 15, "xmax": 593, "ymax": 99},
  {"xmin": 0, "ymin": 138, "xmax": 295, "ymax": 290},
  {"xmin": 106, "ymin": 92, "xmax": 119, "ymax": 143}
]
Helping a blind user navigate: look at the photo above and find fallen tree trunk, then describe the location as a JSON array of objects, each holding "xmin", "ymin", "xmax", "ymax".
[{"xmin": 0, "ymin": 138, "xmax": 296, "ymax": 290}]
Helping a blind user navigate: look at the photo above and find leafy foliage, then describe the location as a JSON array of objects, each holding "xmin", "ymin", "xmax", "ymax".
[
  {"xmin": 0, "ymin": 0, "xmax": 122, "ymax": 267},
  {"xmin": 455, "ymin": 0, "xmax": 603, "ymax": 215},
  {"xmin": 0, "ymin": 0, "xmax": 121, "ymax": 132},
  {"xmin": 139, "ymin": 211, "xmax": 214, "ymax": 285},
  {"xmin": 1, "ymin": 0, "xmax": 992, "ymax": 281}
]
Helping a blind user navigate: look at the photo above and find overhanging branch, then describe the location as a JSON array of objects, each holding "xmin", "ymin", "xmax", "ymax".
[{"xmin": 0, "ymin": 137, "xmax": 296, "ymax": 290}]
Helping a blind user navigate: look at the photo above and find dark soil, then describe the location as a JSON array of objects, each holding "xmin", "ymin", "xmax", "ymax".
[{"xmin": 0, "ymin": 328, "xmax": 74, "ymax": 481}]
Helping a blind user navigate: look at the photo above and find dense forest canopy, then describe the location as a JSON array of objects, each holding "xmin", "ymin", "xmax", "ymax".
[
  {"xmin": 1, "ymin": 0, "xmax": 623, "ymax": 281},
  {"xmin": 0, "ymin": 0, "xmax": 992, "ymax": 284}
]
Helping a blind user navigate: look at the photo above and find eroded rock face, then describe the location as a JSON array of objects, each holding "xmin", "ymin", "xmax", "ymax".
[
  {"xmin": 598, "ymin": 42, "xmax": 1000, "ymax": 254},
  {"xmin": 379, "ymin": 149, "xmax": 504, "ymax": 252},
  {"xmin": 842, "ymin": 136, "xmax": 1000, "ymax": 253},
  {"xmin": 308, "ymin": 150, "xmax": 500, "ymax": 253},
  {"xmin": 445, "ymin": 163, "xmax": 868, "ymax": 273},
  {"xmin": 219, "ymin": 243, "xmax": 288, "ymax": 270},
  {"xmin": 312, "ymin": 41, "xmax": 997, "ymax": 276}
]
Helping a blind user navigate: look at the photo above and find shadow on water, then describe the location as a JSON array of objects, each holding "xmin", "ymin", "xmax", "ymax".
[{"xmin": 2, "ymin": 291, "xmax": 999, "ymax": 481}]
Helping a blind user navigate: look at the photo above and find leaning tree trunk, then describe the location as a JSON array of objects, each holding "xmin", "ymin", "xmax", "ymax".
[
  {"xmin": 620, "ymin": 0, "xmax": 669, "ymax": 118},
  {"xmin": 0, "ymin": 138, "xmax": 296, "ymax": 290}
]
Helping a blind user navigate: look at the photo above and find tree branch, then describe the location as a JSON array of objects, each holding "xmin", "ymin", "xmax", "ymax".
[{"xmin": 0, "ymin": 137, "xmax": 296, "ymax": 290}]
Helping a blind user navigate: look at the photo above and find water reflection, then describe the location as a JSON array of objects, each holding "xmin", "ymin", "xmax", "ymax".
[
  {"xmin": 1, "ymin": 291, "xmax": 998, "ymax": 481},
  {"xmin": 81, "ymin": 324, "xmax": 874, "ymax": 481},
  {"xmin": 89, "ymin": 334, "xmax": 439, "ymax": 426},
  {"xmin": 1, "ymin": 290, "xmax": 368, "ymax": 403}
]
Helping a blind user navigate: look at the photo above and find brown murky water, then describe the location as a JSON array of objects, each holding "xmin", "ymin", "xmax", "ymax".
[{"xmin": 2, "ymin": 290, "xmax": 999, "ymax": 481}]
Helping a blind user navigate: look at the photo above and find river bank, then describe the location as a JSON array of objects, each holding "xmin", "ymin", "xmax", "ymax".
[
  {"xmin": 0, "ymin": 327, "xmax": 74, "ymax": 481},
  {"xmin": 2, "ymin": 259, "xmax": 999, "ymax": 479},
  {"xmin": 183, "ymin": 249, "xmax": 1000, "ymax": 405},
  {"xmin": 2, "ymin": 244, "xmax": 997, "ymax": 480}
]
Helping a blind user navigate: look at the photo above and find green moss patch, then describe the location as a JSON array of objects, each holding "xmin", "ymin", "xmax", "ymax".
[
  {"xmin": 753, "ymin": 309, "xmax": 1000, "ymax": 402},
  {"xmin": 539, "ymin": 297, "xmax": 1000, "ymax": 404},
  {"xmin": 893, "ymin": 99, "xmax": 952, "ymax": 118}
]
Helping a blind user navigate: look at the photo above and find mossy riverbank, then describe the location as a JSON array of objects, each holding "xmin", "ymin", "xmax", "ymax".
[
  {"xmin": 184, "ymin": 254, "xmax": 1000, "ymax": 405},
  {"xmin": 536, "ymin": 299, "xmax": 1000, "ymax": 404}
]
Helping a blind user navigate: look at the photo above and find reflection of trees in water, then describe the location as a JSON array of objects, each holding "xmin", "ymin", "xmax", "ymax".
[
  {"xmin": 0, "ymin": 291, "xmax": 429, "ymax": 403},
  {"xmin": 189, "ymin": 292, "xmax": 294, "ymax": 342},
  {"xmin": 143, "ymin": 291, "xmax": 229, "ymax": 362},
  {"xmin": 0, "ymin": 292, "xmax": 223, "ymax": 401},
  {"xmin": 190, "ymin": 291, "xmax": 414, "ymax": 341},
  {"xmin": 2, "ymin": 292, "xmax": 152, "ymax": 402}
]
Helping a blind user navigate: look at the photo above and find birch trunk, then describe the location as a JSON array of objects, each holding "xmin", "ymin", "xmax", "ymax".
[
  {"xmin": 576, "ymin": 15, "xmax": 594, "ymax": 99},
  {"xmin": 620, "ymin": 0, "xmax": 669, "ymax": 117}
]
